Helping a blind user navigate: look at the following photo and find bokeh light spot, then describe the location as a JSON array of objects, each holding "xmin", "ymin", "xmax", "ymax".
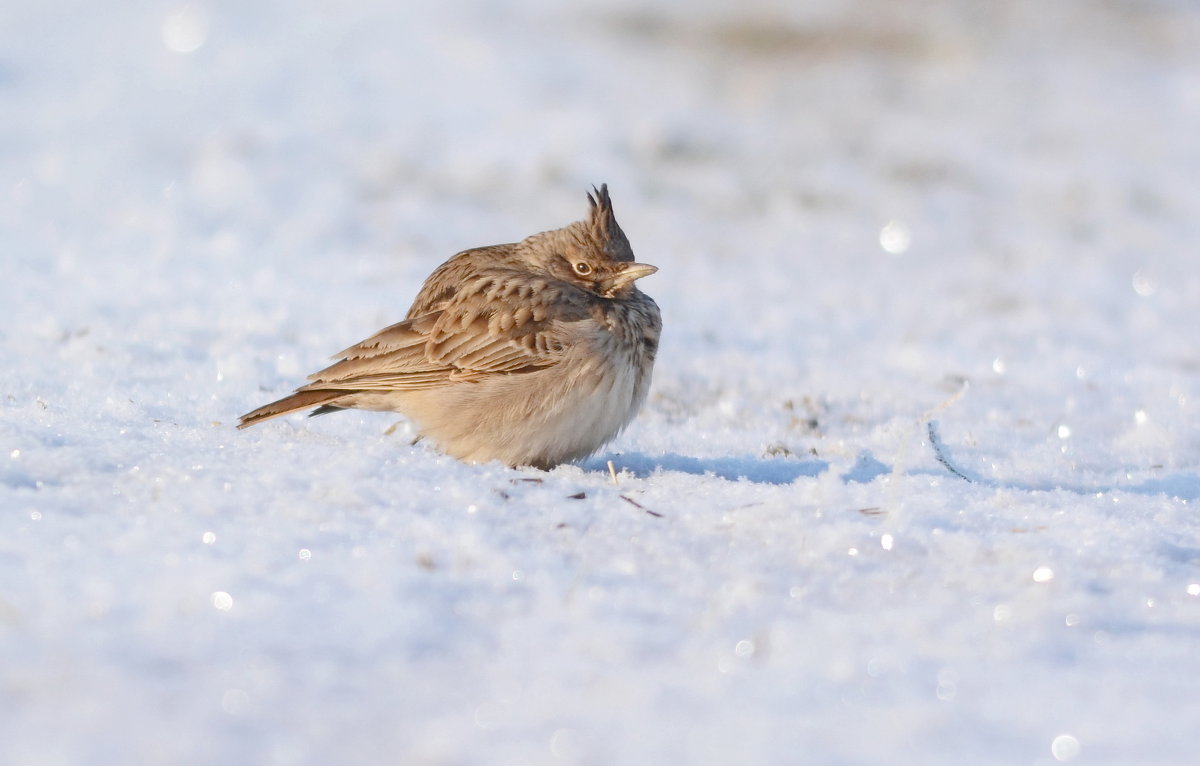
[
  {"xmin": 1051, "ymin": 734, "xmax": 1081, "ymax": 761},
  {"xmin": 162, "ymin": 6, "xmax": 209, "ymax": 54},
  {"xmin": 1131, "ymin": 269, "xmax": 1156, "ymax": 297},
  {"xmin": 879, "ymin": 220, "xmax": 911, "ymax": 255}
]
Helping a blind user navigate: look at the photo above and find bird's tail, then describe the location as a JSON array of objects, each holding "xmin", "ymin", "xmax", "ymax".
[{"xmin": 237, "ymin": 390, "xmax": 347, "ymax": 429}]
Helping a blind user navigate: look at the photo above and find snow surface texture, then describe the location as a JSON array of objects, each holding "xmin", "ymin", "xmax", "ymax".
[{"xmin": 3, "ymin": 1, "xmax": 1199, "ymax": 764}]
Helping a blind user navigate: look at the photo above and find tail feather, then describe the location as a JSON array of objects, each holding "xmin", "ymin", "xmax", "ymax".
[
  {"xmin": 308, "ymin": 404, "xmax": 346, "ymax": 418},
  {"xmin": 237, "ymin": 390, "xmax": 347, "ymax": 429}
]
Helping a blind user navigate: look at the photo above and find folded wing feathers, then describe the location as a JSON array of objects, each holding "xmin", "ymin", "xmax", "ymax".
[
  {"xmin": 293, "ymin": 269, "xmax": 588, "ymax": 399},
  {"xmin": 330, "ymin": 320, "xmax": 425, "ymax": 360},
  {"xmin": 302, "ymin": 314, "xmax": 563, "ymax": 396}
]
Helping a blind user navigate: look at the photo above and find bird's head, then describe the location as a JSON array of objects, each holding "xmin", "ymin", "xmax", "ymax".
[{"xmin": 524, "ymin": 184, "xmax": 658, "ymax": 299}]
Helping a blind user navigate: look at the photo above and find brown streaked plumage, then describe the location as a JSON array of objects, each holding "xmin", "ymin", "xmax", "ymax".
[{"xmin": 238, "ymin": 184, "xmax": 661, "ymax": 469}]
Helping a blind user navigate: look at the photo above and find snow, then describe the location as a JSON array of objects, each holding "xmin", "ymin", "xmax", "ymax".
[{"xmin": 3, "ymin": 0, "xmax": 1200, "ymax": 763}]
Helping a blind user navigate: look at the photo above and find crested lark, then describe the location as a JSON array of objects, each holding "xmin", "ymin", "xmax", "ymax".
[{"xmin": 238, "ymin": 184, "xmax": 661, "ymax": 469}]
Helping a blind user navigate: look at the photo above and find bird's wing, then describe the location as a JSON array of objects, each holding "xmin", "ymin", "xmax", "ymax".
[{"xmin": 298, "ymin": 271, "xmax": 591, "ymax": 393}]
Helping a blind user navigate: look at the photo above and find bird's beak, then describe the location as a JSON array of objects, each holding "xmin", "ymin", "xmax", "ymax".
[
  {"xmin": 611, "ymin": 262, "xmax": 658, "ymax": 288},
  {"xmin": 623, "ymin": 262, "xmax": 658, "ymax": 280}
]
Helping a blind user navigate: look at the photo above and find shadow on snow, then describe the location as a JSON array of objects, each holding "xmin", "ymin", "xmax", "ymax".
[
  {"xmin": 593, "ymin": 441, "xmax": 1200, "ymax": 501},
  {"xmin": 591, "ymin": 452, "xmax": 828, "ymax": 486}
]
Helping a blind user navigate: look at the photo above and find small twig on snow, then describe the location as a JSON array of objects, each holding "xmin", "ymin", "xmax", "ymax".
[
  {"xmin": 927, "ymin": 420, "xmax": 974, "ymax": 483},
  {"xmin": 620, "ymin": 494, "xmax": 663, "ymax": 518}
]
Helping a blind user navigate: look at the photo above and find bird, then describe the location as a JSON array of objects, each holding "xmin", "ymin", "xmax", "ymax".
[{"xmin": 238, "ymin": 184, "xmax": 661, "ymax": 470}]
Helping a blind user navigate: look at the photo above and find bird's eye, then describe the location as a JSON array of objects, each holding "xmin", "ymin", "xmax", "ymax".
[{"xmin": 573, "ymin": 261, "xmax": 593, "ymax": 276}]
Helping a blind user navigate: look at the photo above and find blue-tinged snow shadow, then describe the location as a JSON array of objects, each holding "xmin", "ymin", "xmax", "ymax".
[
  {"xmin": 1129, "ymin": 474, "xmax": 1200, "ymax": 501},
  {"xmin": 593, "ymin": 452, "xmax": 829, "ymax": 485},
  {"xmin": 841, "ymin": 452, "xmax": 891, "ymax": 483},
  {"xmin": 594, "ymin": 444, "xmax": 1200, "ymax": 499}
]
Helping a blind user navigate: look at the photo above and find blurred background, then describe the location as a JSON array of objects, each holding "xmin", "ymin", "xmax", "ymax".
[{"xmin": 7, "ymin": 0, "xmax": 1198, "ymax": 276}]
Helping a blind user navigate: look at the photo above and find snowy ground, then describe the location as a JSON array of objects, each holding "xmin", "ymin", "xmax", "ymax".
[{"xmin": 3, "ymin": 1, "xmax": 1200, "ymax": 764}]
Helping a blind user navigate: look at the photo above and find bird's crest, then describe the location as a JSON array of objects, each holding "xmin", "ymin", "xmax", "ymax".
[{"xmin": 585, "ymin": 183, "xmax": 633, "ymax": 261}]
